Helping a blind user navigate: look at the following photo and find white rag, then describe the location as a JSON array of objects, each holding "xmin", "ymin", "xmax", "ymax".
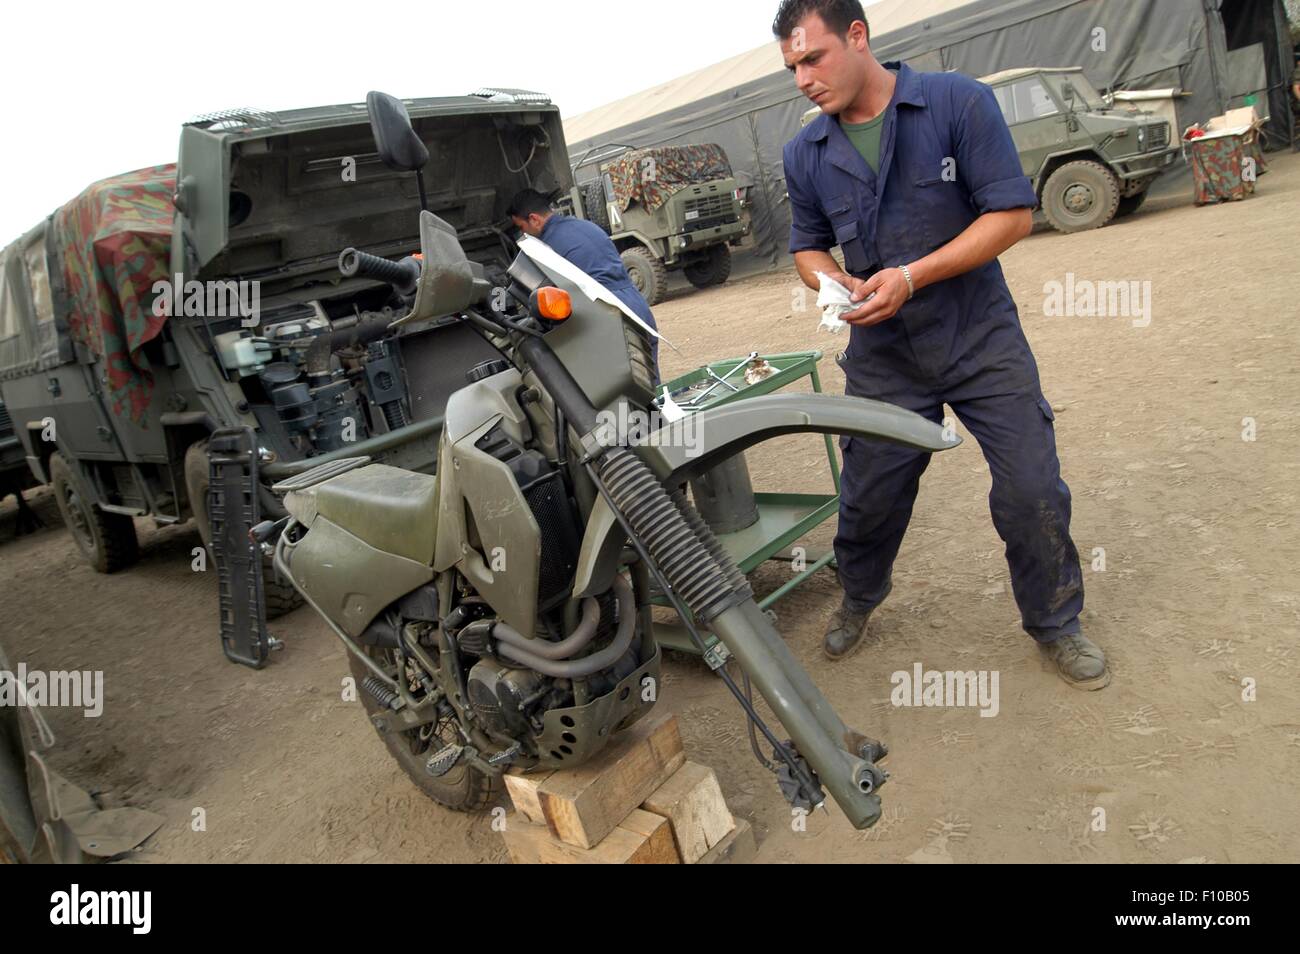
[{"xmin": 815, "ymin": 271, "xmax": 862, "ymax": 333}]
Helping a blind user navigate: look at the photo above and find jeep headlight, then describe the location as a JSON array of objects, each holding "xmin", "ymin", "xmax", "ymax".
[{"xmin": 1137, "ymin": 126, "xmax": 1147, "ymax": 150}]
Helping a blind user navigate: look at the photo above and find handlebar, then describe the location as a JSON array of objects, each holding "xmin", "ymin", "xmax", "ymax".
[{"xmin": 338, "ymin": 248, "xmax": 421, "ymax": 295}]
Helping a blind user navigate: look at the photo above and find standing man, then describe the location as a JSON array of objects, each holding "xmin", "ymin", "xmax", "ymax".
[
  {"xmin": 775, "ymin": 0, "xmax": 1107, "ymax": 689},
  {"xmin": 508, "ymin": 189, "xmax": 660, "ymax": 374}
]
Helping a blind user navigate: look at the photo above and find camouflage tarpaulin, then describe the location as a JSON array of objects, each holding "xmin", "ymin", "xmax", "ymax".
[
  {"xmin": 605, "ymin": 144, "xmax": 731, "ymax": 213},
  {"xmin": 51, "ymin": 165, "xmax": 176, "ymax": 423},
  {"xmin": 1185, "ymin": 136, "xmax": 1257, "ymax": 206}
]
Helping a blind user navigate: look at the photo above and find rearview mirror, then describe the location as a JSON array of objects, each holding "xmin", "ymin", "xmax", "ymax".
[{"xmin": 365, "ymin": 91, "xmax": 429, "ymax": 172}]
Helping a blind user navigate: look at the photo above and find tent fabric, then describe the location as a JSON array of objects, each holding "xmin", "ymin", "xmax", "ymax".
[
  {"xmin": 562, "ymin": 0, "xmax": 974, "ymax": 145},
  {"xmin": 604, "ymin": 144, "xmax": 732, "ymax": 212},
  {"xmin": 0, "ymin": 223, "xmax": 63, "ymax": 380},
  {"xmin": 564, "ymin": 0, "xmax": 1294, "ymax": 274},
  {"xmin": 50, "ymin": 164, "xmax": 176, "ymax": 423}
]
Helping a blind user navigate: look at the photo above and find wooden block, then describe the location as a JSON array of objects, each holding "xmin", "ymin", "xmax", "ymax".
[
  {"xmin": 501, "ymin": 810, "xmax": 681, "ymax": 864},
  {"xmin": 506, "ymin": 710, "xmax": 685, "ymax": 849},
  {"xmin": 695, "ymin": 817, "xmax": 756, "ymax": 865},
  {"xmin": 641, "ymin": 761, "xmax": 735, "ymax": 863},
  {"xmin": 504, "ymin": 769, "xmax": 551, "ymax": 826}
]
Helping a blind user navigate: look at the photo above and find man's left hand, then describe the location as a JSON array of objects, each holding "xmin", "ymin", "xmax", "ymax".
[{"xmin": 843, "ymin": 267, "xmax": 911, "ymax": 325}]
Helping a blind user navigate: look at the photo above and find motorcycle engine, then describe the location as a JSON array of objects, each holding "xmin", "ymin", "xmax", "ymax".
[{"xmin": 466, "ymin": 658, "xmax": 545, "ymax": 741}]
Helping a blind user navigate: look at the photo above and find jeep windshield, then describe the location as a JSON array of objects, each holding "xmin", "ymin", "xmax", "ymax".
[{"xmin": 1051, "ymin": 71, "xmax": 1107, "ymax": 110}]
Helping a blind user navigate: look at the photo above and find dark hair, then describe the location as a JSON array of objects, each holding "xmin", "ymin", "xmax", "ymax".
[
  {"xmin": 506, "ymin": 188, "xmax": 554, "ymax": 220},
  {"xmin": 772, "ymin": 0, "xmax": 868, "ymax": 40}
]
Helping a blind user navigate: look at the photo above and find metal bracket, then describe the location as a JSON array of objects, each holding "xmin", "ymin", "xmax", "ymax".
[{"xmin": 703, "ymin": 640, "xmax": 732, "ymax": 671}]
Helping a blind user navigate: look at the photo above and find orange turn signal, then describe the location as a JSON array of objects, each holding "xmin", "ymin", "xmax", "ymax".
[{"xmin": 537, "ymin": 287, "xmax": 572, "ymax": 321}]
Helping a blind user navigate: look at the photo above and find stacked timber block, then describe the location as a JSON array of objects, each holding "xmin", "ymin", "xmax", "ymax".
[{"xmin": 500, "ymin": 710, "xmax": 756, "ymax": 864}]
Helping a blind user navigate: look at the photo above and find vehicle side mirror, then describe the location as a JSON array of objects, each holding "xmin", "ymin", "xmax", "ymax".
[{"xmin": 365, "ymin": 91, "xmax": 429, "ymax": 172}]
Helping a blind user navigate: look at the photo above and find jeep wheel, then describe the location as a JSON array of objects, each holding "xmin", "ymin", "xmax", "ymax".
[
  {"xmin": 583, "ymin": 180, "xmax": 611, "ymax": 233},
  {"xmin": 683, "ymin": 244, "xmax": 732, "ymax": 288},
  {"xmin": 48, "ymin": 452, "xmax": 138, "ymax": 573},
  {"xmin": 1115, "ymin": 189, "xmax": 1149, "ymax": 218},
  {"xmin": 1041, "ymin": 160, "xmax": 1120, "ymax": 233},
  {"xmin": 620, "ymin": 247, "xmax": 668, "ymax": 306},
  {"xmin": 185, "ymin": 439, "xmax": 303, "ymax": 620}
]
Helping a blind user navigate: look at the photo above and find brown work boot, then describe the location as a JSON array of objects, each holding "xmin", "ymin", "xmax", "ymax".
[
  {"xmin": 823, "ymin": 600, "xmax": 882, "ymax": 660},
  {"xmin": 1041, "ymin": 633, "xmax": 1111, "ymax": 690}
]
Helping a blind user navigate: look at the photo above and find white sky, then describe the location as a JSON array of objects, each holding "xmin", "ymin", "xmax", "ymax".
[{"xmin": 1, "ymin": 0, "xmax": 780, "ymax": 246}]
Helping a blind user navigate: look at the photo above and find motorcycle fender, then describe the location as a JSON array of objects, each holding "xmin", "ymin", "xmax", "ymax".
[
  {"xmin": 572, "ymin": 492, "xmax": 626, "ymax": 599},
  {"xmin": 635, "ymin": 393, "xmax": 960, "ymax": 482}
]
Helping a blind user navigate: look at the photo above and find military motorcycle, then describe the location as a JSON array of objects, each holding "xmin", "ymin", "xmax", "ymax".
[{"xmin": 262, "ymin": 93, "xmax": 959, "ymax": 829}]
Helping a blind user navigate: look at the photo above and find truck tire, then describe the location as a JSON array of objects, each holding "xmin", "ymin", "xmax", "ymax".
[
  {"xmin": 1040, "ymin": 160, "xmax": 1120, "ymax": 233},
  {"xmin": 683, "ymin": 244, "xmax": 732, "ymax": 288},
  {"xmin": 1115, "ymin": 189, "xmax": 1149, "ymax": 218},
  {"xmin": 185, "ymin": 439, "xmax": 303, "ymax": 620},
  {"xmin": 620, "ymin": 247, "xmax": 668, "ymax": 306},
  {"xmin": 48, "ymin": 452, "xmax": 138, "ymax": 574},
  {"xmin": 583, "ymin": 180, "xmax": 611, "ymax": 233}
]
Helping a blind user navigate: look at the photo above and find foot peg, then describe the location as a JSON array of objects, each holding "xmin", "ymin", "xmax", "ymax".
[{"xmin": 425, "ymin": 743, "xmax": 464, "ymax": 777}]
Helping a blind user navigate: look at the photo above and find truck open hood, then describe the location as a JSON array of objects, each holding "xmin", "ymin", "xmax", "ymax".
[{"xmin": 176, "ymin": 96, "xmax": 572, "ymax": 288}]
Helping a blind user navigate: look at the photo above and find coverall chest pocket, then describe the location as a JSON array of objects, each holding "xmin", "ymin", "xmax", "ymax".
[
  {"xmin": 911, "ymin": 175, "xmax": 974, "ymax": 251},
  {"xmin": 823, "ymin": 194, "xmax": 872, "ymax": 276}
]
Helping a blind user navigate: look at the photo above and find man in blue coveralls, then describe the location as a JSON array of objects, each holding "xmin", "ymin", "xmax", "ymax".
[
  {"xmin": 507, "ymin": 189, "xmax": 660, "ymax": 375},
  {"xmin": 775, "ymin": 0, "xmax": 1108, "ymax": 689}
]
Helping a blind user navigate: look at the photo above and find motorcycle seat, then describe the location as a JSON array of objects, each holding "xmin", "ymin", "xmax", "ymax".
[{"xmin": 311, "ymin": 463, "xmax": 437, "ymax": 565}]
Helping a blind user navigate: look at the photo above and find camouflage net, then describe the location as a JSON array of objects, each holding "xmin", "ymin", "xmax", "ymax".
[
  {"xmin": 52, "ymin": 165, "xmax": 176, "ymax": 423},
  {"xmin": 604, "ymin": 144, "xmax": 731, "ymax": 213}
]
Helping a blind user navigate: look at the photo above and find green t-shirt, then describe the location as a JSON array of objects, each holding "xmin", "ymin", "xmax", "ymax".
[{"xmin": 840, "ymin": 110, "xmax": 886, "ymax": 174}]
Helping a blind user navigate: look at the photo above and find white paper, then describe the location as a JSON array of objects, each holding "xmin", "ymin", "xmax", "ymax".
[
  {"xmin": 518, "ymin": 234, "xmax": 663, "ymax": 340},
  {"xmin": 658, "ymin": 386, "xmax": 687, "ymax": 423}
]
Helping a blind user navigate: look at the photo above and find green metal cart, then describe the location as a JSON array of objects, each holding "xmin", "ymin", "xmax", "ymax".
[{"xmin": 650, "ymin": 350, "xmax": 841, "ymax": 661}]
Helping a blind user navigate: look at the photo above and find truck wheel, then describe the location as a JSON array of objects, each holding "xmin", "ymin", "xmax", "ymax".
[
  {"xmin": 48, "ymin": 452, "xmax": 138, "ymax": 573},
  {"xmin": 262, "ymin": 563, "xmax": 304, "ymax": 619},
  {"xmin": 683, "ymin": 244, "xmax": 732, "ymax": 288},
  {"xmin": 185, "ymin": 439, "xmax": 303, "ymax": 620},
  {"xmin": 1041, "ymin": 160, "xmax": 1120, "ymax": 233},
  {"xmin": 620, "ymin": 248, "xmax": 668, "ymax": 306},
  {"xmin": 583, "ymin": 180, "xmax": 611, "ymax": 233},
  {"xmin": 1115, "ymin": 189, "xmax": 1149, "ymax": 218}
]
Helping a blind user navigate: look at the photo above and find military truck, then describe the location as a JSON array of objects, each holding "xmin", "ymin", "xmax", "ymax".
[
  {"xmin": 799, "ymin": 66, "xmax": 1178, "ymax": 233},
  {"xmin": 0, "ymin": 91, "xmax": 571, "ymax": 646},
  {"xmin": 569, "ymin": 143, "xmax": 747, "ymax": 305}
]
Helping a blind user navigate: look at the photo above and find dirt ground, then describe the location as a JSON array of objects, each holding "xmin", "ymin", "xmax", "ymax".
[{"xmin": 3, "ymin": 155, "xmax": 1298, "ymax": 864}]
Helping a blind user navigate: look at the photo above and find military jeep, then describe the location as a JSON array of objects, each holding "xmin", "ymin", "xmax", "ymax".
[
  {"xmin": 980, "ymin": 67, "xmax": 1179, "ymax": 232},
  {"xmin": 569, "ymin": 143, "xmax": 748, "ymax": 305},
  {"xmin": 0, "ymin": 90, "xmax": 571, "ymax": 649}
]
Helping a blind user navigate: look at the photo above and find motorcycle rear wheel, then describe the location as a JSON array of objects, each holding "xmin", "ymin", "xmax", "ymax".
[{"xmin": 348, "ymin": 647, "xmax": 501, "ymax": 813}]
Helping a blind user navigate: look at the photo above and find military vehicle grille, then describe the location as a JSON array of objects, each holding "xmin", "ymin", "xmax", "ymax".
[
  {"xmin": 1147, "ymin": 123, "xmax": 1170, "ymax": 149},
  {"xmin": 683, "ymin": 194, "xmax": 735, "ymax": 231}
]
